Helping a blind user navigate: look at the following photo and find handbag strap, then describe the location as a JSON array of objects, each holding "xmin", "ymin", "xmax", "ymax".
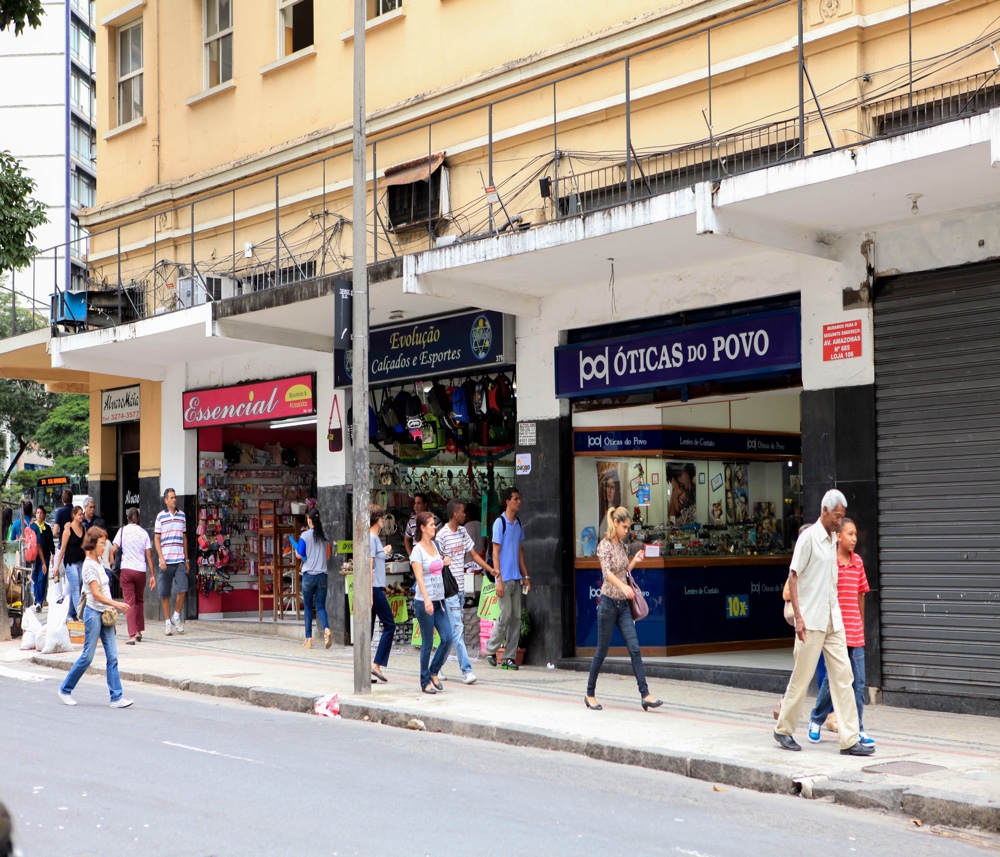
[{"xmin": 329, "ymin": 393, "xmax": 341, "ymax": 430}]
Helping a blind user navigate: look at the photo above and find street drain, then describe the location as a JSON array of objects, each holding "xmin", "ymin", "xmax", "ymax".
[{"xmin": 862, "ymin": 761, "xmax": 947, "ymax": 776}]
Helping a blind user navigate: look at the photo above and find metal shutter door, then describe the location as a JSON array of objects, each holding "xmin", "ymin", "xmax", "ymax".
[{"xmin": 874, "ymin": 264, "xmax": 1000, "ymax": 703}]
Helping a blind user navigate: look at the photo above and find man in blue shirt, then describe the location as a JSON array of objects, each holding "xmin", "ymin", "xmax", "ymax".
[{"xmin": 484, "ymin": 487, "xmax": 531, "ymax": 670}]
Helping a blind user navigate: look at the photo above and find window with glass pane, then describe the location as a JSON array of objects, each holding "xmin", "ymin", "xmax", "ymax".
[
  {"xmin": 71, "ymin": 172, "xmax": 96, "ymax": 209},
  {"xmin": 70, "ymin": 119, "xmax": 96, "ymax": 168},
  {"xmin": 204, "ymin": 0, "xmax": 233, "ymax": 88},
  {"xmin": 279, "ymin": 0, "xmax": 313, "ymax": 57},
  {"xmin": 117, "ymin": 20, "xmax": 143, "ymax": 125},
  {"xmin": 71, "ymin": 70, "xmax": 92, "ymax": 120},
  {"xmin": 368, "ymin": 0, "xmax": 400, "ymax": 18}
]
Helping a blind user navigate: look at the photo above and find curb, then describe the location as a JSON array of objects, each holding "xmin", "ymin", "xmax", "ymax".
[{"xmin": 29, "ymin": 655, "xmax": 999, "ymax": 832}]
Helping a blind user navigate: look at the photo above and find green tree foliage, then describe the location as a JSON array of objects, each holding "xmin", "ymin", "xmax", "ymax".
[
  {"xmin": 0, "ymin": 380, "xmax": 54, "ymax": 490},
  {"xmin": 0, "ymin": 0, "xmax": 44, "ymax": 35},
  {"xmin": 0, "ymin": 276, "xmax": 44, "ymax": 336},
  {"xmin": 34, "ymin": 394, "xmax": 89, "ymax": 459},
  {"xmin": 0, "ymin": 150, "xmax": 48, "ymax": 273}
]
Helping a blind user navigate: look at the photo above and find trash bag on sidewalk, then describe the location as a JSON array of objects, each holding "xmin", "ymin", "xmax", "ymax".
[
  {"xmin": 20, "ymin": 608, "xmax": 42, "ymax": 650},
  {"xmin": 314, "ymin": 693, "xmax": 340, "ymax": 718},
  {"xmin": 41, "ymin": 598, "xmax": 73, "ymax": 654},
  {"xmin": 34, "ymin": 626, "xmax": 47, "ymax": 651}
]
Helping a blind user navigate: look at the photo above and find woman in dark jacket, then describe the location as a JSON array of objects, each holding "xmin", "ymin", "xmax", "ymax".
[{"xmin": 30, "ymin": 506, "xmax": 56, "ymax": 613}]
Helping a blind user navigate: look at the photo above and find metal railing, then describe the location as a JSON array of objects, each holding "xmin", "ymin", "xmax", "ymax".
[{"xmin": 5, "ymin": 0, "xmax": 1000, "ymax": 338}]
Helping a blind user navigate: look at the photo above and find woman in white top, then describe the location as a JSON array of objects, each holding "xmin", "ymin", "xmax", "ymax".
[
  {"xmin": 408, "ymin": 511, "xmax": 454, "ymax": 694},
  {"xmin": 110, "ymin": 507, "xmax": 156, "ymax": 645},
  {"xmin": 59, "ymin": 527, "xmax": 133, "ymax": 708}
]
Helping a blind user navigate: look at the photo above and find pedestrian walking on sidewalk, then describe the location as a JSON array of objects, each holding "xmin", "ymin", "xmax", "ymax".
[
  {"xmin": 52, "ymin": 505, "xmax": 86, "ymax": 620},
  {"xmin": 52, "ymin": 487, "xmax": 73, "ymax": 541},
  {"xmin": 806, "ymin": 518, "xmax": 874, "ymax": 748},
  {"xmin": 30, "ymin": 506, "xmax": 55, "ymax": 613},
  {"xmin": 436, "ymin": 499, "xmax": 494, "ymax": 685},
  {"xmin": 403, "ymin": 492, "xmax": 440, "ymax": 556},
  {"xmin": 774, "ymin": 489, "xmax": 873, "ymax": 756},
  {"xmin": 484, "ymin": 487, "xmax": 531, "ymax": 670},
  {"xmin": 369, "ymin": 503, "xmax": 394, "ymax": 681},
  {"xmin": 409, "ymin": 511, "xmax": 454, "ymax": 694},
  {"xmin": 58, "ymin": 526, "xmax": 133, "ymax": 709},
  {"xmin": 154, "ymin": 488, "xmax": 190, "ymax": 636},
  {"xmin": 291, "ymin": 508, "xmax": 331, "ymax": 650},
  {"xmin": 111, "ymin": 507, "xmax": 155, "ymax": 645},
  {"xmin": 584, "ymin": 507, "xmax": 663, "ymax": 712}
]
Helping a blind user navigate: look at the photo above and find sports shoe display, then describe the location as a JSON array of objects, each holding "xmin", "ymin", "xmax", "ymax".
[{"xmin": 807, "ymin": 721, "xmax": 822, "ymax": 743}]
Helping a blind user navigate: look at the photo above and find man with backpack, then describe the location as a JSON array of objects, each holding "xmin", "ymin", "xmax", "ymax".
[{"xmin": 484, "ymin": 487, "xmax": 531, "ymax": 670}]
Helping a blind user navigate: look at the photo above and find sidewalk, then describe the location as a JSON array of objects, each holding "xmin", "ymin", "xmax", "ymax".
[{"xmin": 5, "ymin": 620, "xmax": 998, "ymax": 832}]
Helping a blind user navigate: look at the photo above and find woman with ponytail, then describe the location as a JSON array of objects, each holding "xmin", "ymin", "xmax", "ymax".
[
  {"xmin": 584, "ymin": 507, "xmax": 663, "ymax": 712},
  {"xmin": 291, "ymin": 508, "xmax": 331, "ymax": 649}
]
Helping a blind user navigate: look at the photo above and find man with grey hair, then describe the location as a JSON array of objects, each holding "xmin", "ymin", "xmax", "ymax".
[
  {"xmin": 81, "ymin": 496, "xmax": 105, "ymax": 531},
  {"xmin": 774, "ymin": 488, "xmax": 874, "ymax": 756}
]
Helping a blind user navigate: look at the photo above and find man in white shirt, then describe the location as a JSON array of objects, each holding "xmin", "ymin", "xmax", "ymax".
[
  {"xmin": 435, "ymin": 499, "xmax": 494, "ymax": 685},
  {"xmin": 774, "ymin": 489, "xmax": 874, "ymax": 756}
]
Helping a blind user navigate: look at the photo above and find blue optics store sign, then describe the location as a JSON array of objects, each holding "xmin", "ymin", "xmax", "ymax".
[
  {"xmin": 335, "ymin": 295, "xmax": 513, "ymax": 387},
  {"xmin": 574, "ymin": 428, "xmax": 801, "ymax": 456},
  {"xmin": 555, "ymin": 308, "xmax": 800, "ymax": 398}
]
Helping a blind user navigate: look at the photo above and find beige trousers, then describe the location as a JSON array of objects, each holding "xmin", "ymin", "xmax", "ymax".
[{"xmin": 775, "ymin": 621, "xmax": 860, "ymax": 749}]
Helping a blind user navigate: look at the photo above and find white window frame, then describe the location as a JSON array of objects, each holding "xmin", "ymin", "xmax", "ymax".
[
  {"xmin": 71, "ymin": 69, "xmax": 93, "ymax": 121},
  {"xmin": 278, "ymin": 0, "xmax": 314, "ymax": 58},
  {"xmin": 204, "ymin": 0, "xmax": 234, "ymax": 89},
  {"xmin": 116, "ymin": 19, "xmax": 143, "ymax": 126},
  {"xmin": 71, "ymin": 171, "xmax": 96, "ymax": 209},
  {"xmin": 70, "ymin": 118, "xmax": 96, "ymax": 168},
  {"xmin": 368, "ymin": 0, "xmax": 400, "ymax": 20}
]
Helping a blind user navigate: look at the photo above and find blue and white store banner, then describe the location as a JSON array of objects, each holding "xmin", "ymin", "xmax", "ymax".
[
  {"xmin": 554, "ymin": 308, "xmax": 800, "ymax": 398},
  {"xmin": 335, "ymin": 304, "xmax": 515, "ymax": 387}
]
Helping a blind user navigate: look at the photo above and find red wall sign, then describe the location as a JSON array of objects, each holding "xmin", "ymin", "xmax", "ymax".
[
  {"xmin": 822, "ymin": 320, "xmax": 862, "ymax": 361},
  {"xmin": 182, "ymin": 373, "xmax": 316, "ymax": 429}
]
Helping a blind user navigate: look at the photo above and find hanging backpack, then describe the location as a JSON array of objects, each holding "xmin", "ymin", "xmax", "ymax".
[
  {"xmin": 22, "ymin": 524, "xmax": 38, "ymax": 563},
  {"xmin": 450, "ymin": 384, "xmax": 469, "ymax": 424}
]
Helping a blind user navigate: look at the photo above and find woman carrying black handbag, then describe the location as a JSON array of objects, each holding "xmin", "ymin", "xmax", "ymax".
[{"xmin": 584, "ymin": 506, "xmax": 663, "ymax": 713}]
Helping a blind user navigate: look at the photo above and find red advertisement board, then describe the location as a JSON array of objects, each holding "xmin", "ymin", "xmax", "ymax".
[
  {"xmin": 182, "ymin": 373, "xmax": 316, "ymax": 429},
  {"xmin": 822, "ymin": 320, "xmax": 862, "ymax": 361}
]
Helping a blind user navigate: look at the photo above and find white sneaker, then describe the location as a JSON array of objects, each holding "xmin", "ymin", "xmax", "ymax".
[
  {"xmin": 462, "ymin": 673, "xmax": 478, "ymax": 685},
  {"xmin": 58, "ymin": 691, "xmax": 76, "ymax": 706},
  {"xmin": 165, "ymin": 619, "xmax": 173, "ymax": 636},
  {"xmin": 172, "ymin": 613, "xmax": 184, "ymax": 634},
  {"xmin": 110, "ymin": 698, "xmax": 134, "ymax": 709}
]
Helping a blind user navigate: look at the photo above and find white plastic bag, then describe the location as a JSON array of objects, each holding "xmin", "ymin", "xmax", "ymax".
[
  {"xmin": 20, "ymin": 610, "xmax": 42, "ymax": 649},
  {"xmin": 41, "ymin": 598, "xmax": 73, "ymax": 654},
  {"xmin": 314, "ymin": 693, "xmax": 340, "ymax": 718},
  {"xmin": 34, "ymin": 627, "xmax": 47, "ymax": 651}
]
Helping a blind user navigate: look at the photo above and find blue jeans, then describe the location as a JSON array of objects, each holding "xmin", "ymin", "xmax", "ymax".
[
  {"xmin": 64, "ymin": 562, "xmax": 82, "ymax": 620},
  {"xmin": 812, "ymin": 645, "xmax": 865, "ymax": 730},
  {"xmin": 32, "ymin": 559, "xmax": 47, "ymax": 606},
  {"xmin": 414, "ymin": 599, "xmax": 453, "ymax": 689},
  {"xmin": 587, "ymin": 596, "xmax": 650, "ymax": 698},
  {"xmin": 371, "ymin": 587, "xmax": 395, "ymax": 668},
  {"xmin": 445, "ymin": 593, "xmax": 473, "ymax": 675},
  {"xmin": 60, "ymin": 608, "xmax": 124, "ymax": 702},
  {"xmin": 301, "ymin": 573, "xmax": 329, "ymax": 639}
]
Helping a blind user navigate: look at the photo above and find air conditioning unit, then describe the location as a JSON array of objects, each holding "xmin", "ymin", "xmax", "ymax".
[{"xmin": 177, "ymin": 274, "xmax": 240, "ymax": 308}]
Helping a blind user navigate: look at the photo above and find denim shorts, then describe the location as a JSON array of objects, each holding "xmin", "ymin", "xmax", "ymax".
[{"xmin": 158, "ymin": 561, "xmax": 188, "ymax": 598}]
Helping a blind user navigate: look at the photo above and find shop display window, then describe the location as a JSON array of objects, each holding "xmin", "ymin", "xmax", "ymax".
[{"xmin": 574, "ymin": 455, "xmax": 802, "ymax": 559}]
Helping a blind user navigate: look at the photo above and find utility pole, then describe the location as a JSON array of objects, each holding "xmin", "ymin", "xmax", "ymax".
[{"xmin": 351, "ymin": 0, "xmax": 372, "ymax": 694}]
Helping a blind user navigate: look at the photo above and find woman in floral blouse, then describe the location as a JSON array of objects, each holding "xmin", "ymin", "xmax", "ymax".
[{"xmin": 584, "ymin": 506, "xmax": 663, "ymax": 712}]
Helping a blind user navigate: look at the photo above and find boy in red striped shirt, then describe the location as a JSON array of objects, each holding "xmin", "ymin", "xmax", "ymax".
[{"xmin": 807, "ymin": 518, "xmax": 874, "ymax": 747}]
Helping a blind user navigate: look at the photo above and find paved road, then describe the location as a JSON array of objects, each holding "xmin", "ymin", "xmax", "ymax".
[{"xmin": 2, "ymin": 664, "xmax": 998, "ymax": 857}]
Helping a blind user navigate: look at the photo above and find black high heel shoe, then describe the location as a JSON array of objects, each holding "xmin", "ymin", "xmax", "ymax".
[
  {"xmin": 584, "ymin": 696, "xmax": 603, "ymax": 711},
  {"xmin": 641, "ymin": 698, "xmax": 664, "ymax": 711}
]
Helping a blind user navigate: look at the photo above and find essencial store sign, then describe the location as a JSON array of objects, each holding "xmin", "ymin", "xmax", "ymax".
[
  {"xmin": 555, "ymin": 308, "xmax": 800, "ymax": 398},
  {"xmin": 182, "ymin": 374, "xmax": 316, "ymax": 429}
]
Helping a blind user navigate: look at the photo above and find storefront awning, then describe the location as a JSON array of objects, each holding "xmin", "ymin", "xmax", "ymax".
[{"xmin": 381, "ymin": 152, "xmax": 445, "ymax": 187}]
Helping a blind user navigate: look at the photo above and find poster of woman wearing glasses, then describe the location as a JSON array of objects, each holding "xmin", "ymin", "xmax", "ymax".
[
  {"xmin": 667, "ymin": 462, "xmax": 698, "ymax": 525},
  {"xmin": 597, "ymin": 461, "xmax": 625, "ymax": 528},
  {"xmin": 725, "ymin": 463, "xmax": 749, "ymax": 523}
]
